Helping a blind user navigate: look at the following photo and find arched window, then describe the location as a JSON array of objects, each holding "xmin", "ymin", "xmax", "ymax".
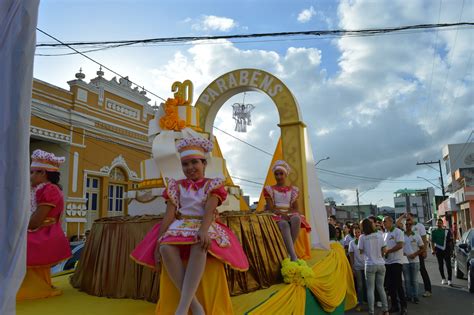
[{"xmin": 108, "ymin": 167, "xmax": 127, "ymax": 216}]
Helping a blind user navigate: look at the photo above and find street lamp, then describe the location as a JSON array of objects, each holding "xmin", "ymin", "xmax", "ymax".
[{"xmin": 315, "ymin": 156, "xmax": 330, "ymax": 166}]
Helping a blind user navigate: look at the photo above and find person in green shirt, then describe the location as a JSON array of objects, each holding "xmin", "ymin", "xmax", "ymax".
[{"xmin": 431, "ymin": 218, "xmax": 454, "ymax": 286}]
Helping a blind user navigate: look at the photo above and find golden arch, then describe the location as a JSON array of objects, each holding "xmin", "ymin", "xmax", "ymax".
[{"xmin": 195, "ymin": 68, "xmax": 310, "ymax": 217}]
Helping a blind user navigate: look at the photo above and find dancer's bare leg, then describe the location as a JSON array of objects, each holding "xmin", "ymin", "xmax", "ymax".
[
  {"xmin": 159, "ymin": 245, "xmax": 204, "ymax": 315},
  {"xmin": 175, "ymin": 243, "xmax": 207, "ymax": 315},
  {"xmin": 278, "ymin": 220, "xmax": 298, "ymax": 261},
  {"xmin": 290, "ymin": 215, "xmax": 301, "ymax": 243}
]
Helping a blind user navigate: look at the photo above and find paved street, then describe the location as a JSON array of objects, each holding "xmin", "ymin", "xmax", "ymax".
[{"xmin": 347, "ymin": 255, "xmax": 474, "ymax": 315}]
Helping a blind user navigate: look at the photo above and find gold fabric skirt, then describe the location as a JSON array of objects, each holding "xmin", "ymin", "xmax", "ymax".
[
  {"xmin": 70, "ymin": 212, "xmax": 288, "ymax": 302},
  {"xmin": 17, "ymin": 267, "xmax": 62, "ymax": 300}
]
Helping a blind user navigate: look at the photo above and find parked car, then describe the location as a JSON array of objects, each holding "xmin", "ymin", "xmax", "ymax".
[
  {"xmin": 51, "ymin": 241, "xmax": 85, "ymax": 275},
  {"xmin": 454, "ymin": 228, "xmax": 474, "ymax": 293}
]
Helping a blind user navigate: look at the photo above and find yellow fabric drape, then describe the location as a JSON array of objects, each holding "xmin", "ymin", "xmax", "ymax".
[
  {"xmin": 245, "ymin": 243, "xmax": 357, "ymax": 314},
  {"xmin": 17, "ymin": 267, "xmax": 62, "ymax": 300},
  {"xmin": 308, "ymin": 242, "xmax": 357, "ymax": 312},
  {"xmin": 256, "ymin": 139, "xmax": 282, "ymax": 212},
  {"xmin": 156, "ymin": 257, "xmax": 234, "ymax": 315},
  {"xmin": 247, "ymin": 284, "xmax": 306, "ymax": 315},
  {"xmin": 295, "ymin": 229, "xmax": 311, "ymax": 260}
]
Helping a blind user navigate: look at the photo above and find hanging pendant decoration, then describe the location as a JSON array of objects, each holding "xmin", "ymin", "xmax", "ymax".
[{"xmin": 232, "ymin": 92, "xmax": 255, "ymax": 133}]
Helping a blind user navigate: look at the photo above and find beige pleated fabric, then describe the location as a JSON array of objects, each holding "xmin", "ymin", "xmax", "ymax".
[{"xmin": 71, "ymin": 213, "xmax": 288, "ymax": 302}]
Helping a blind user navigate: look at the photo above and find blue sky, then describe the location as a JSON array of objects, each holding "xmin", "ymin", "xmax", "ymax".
[{"xmin": 34, "ymin": 0, "xmax": 473, "ymax": 208}]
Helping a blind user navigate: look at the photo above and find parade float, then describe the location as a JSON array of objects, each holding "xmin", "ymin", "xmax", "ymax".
[{"xmin": 17, "ymin": 69, "xmax": 356, "ymax": 315}]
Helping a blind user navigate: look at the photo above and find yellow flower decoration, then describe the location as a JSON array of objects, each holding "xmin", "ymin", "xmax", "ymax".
[
  {"xmin": 159, "ymin": 97, "xmax": 187, "ymax": 131},
  {"xmin": 281, "ymin": 258, "xmax": 315, "ymax": 287}
]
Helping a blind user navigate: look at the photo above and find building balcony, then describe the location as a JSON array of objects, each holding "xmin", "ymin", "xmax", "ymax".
[
  {"xmin": 438, "ymin": 197, "xmax": 460, "ymax": 216},
  {"xmin": 454, "ymin": 186, "xmax": 474, "ymax": 205}
]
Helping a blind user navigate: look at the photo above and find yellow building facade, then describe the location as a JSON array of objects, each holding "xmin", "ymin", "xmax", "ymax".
[{"xmin": 30, "ymin": 69, "xmax": 154, "ymax": 237}]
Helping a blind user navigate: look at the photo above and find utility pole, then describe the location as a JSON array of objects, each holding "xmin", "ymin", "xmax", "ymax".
[
  {"xmin": 425, "ymin": 188, "xmax": 432, "ymax": 223},
  {"xmin": 356, "ymin": 189, "xmax": 361, "ymax": 221},
  {"xmin": 416, "ymin": 160, "xmax": 446, "ymax": 198},
  {"xmin": 416, "ymin": 160, "xmax": 449, "ymax": 228},
  {"xmin": 405, "ymin": 190, "xmax": 411, "ymax": 214}
]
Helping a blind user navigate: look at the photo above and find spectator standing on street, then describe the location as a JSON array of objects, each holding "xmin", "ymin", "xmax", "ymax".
[
  {"xmin": 348, "ymin": 226, "xmax": 365, "ymax": 311},
  {"xmin": 402, "ymin": 220, "xmax": 424, "ymax": 303},
  {"xmin": 335, "ymin": 226, "xmax": 344, "ymax": 245},
  {"xmin": 431, "ymin": 218, "xmax": 454, "ymax": 286},
  {"xmin": 344, "ymin": 224, "xmax": 355, "ymax": 253},
  {"xmin": 383, "ymin": 216, "xmax": 407, "ymax": 315},
  {"xmin": 401, "ymin": 213, "xmax": 432, "ymax": 297},
  {"xmin": 359, "ymin": 219, "xmax": 389, "ymax": 315},
  {"xmin": 368, "ymin": 215, "xmax": 384, "ymax": 308},
  {"xmin": 328, "ymin": 215, "xmax": 337, "ymax": 227},
  {"xmin": 452, "ymin": 222, "xmax": 458, "ymax": 241}
]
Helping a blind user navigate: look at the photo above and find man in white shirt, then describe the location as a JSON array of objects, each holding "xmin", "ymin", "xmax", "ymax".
[
  {"xmin": 348, "ymin": 226, "xmax": 365, "ymax": 310},
  {"xmin": 406, "ymin": 213, "xmax": 432, "ymax": 297},
  {"xmin": 402, "ymin": 221, "xmax": 425, "ymax": 303},
  {"xmin": 383, "ymin": 216, "xmax": 407, "ymax": 314},
  {"xmin": 343, "ymin": 227, "xmax": 354, "ymax": 252}
]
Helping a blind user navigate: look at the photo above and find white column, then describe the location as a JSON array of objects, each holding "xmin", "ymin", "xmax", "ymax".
[{"xmin": 72, "ymin": 152, "xmax": 79, "ymax": 192}]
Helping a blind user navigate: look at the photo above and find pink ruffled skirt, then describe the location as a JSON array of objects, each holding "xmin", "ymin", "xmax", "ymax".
[
  {"xmin": 27, "ymin": 223, "xmax": 72, "ymax": 267},
  {"xmin": 131, "ymin": 219, "xmax": 249, "ymax": 271}
]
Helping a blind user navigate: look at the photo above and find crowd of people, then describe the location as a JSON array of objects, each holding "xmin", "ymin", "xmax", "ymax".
[
  {"xmin": 23, "ymin": 142, "xmax": 456, "ymax": 315},
  {"xmin": 329, "ymin": 212, "xmax": 455, "ymax": 315}
]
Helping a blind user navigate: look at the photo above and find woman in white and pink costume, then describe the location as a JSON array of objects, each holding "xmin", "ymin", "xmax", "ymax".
[
  {"xmin": 264, "ymin": 160, "xmax": 311, "ymax": 261},
  {"xmin": 131, "ymin": 136, "xmax": 248, "ymax": 315}
]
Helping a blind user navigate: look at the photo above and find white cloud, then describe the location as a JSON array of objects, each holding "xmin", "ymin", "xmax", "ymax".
[
  {"xmin": 191, "ymin": 15, "xmax": 238, "ymax": 32},
  {"xmin": 31, "ymin": 1, "xmax": 472, "ymax": 206},
  {"xmin": 297, "ymin": 6, "xmax": 316, "ymax": 23},
  {"xmin": 147, "ymin": 0, "xmax": 472, "ymax": 203},
  {"xmin": 147, "ymin": 2, "xmax": 474, "ymax": 202}
]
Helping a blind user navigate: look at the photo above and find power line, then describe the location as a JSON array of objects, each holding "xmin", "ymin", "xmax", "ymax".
[
  {"xmin": 34, "ymin": 28, "xmax": 457, "ymax": 189},
  {"xmin": 316, "ymin": 167, "xmax": 435, "ymax": 183},
  {"xmin": 231, "ymin": 176, "xmax": 264, "ymax": 186},
  {"xmin": 435, "ymin": 50, "xmax": 473, "ymax": 131},
  {"xmin": 36, "ymin": 28, "xmax": 167, "ymax": 102},
  {"xmin": 213, "ymin": 126, "xmax": 274, "ymax": 156},
  {"xmin": 32, "ymin": 107, "xmax": 152, "ymax": 163},
  {"xmin": 450, "ymin": 130, "xmax": 474, "ymax": 166},
  {"xmin": 438, "ymin": 0, "xmax": 466, "ymax": 104},
  {"xmin": 431, "ymin": 0, "xmax": 467, "ymax": 127},
  {"xmin": 35, "ymin": 25, "xmax": 474, "ymax": 57},
  {"xmin": 33, "ymin": 106, "xmax": 276, "ymax": 190},
  {"xmin": 423, "ymin": 0, "xmax": 443, "ymax": 123},
  {"xmin": 318, "ymin": 178, "xmax": 346, "ymax": 190},
  {"xmin": 36, "ymin": 22, "xmax": 474, "ymax": 50},
  {"xmin": 36, "ymin": 102, "xmax": 439, "ymax": 186}
]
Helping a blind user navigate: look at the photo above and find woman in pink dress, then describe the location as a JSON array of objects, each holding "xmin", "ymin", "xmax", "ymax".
[
  {"xmin": 131, "ymin": 137, "xmax": 249, "ymax": 315},
  {"xmin": 264, "ymin": 160, "xmax": 311, "ymax": 261},
  {"xmin": 17, "ymin": 149, "xmax": 72, "ymax": 300}
]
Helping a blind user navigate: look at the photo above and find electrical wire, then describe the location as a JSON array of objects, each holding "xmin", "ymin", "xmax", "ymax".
[
  {"xmin": 34, "ymin": 27, "xmax": 451, "ymax": 188},
  {"xmin": 36, "ymin": 28, "xmax": 167, "ymax": 101},
  {"xmin": 35, "ymin": 25, "xmax": 474, "ymax": 56},
  {"xmin": 429, "ymin": 0, "xmax": 468, "ymax": 130},
  {"xmin": 36, "ymin": 22, "xmax": 474, "ymax": 49},
  {"xmin": 213, "ymin": 126, "xmax": 273, "ymax": 156},
  {"xmin": 423, "ymin": 0, "xmax": 443, "ymax": 123},
  {"xmin": 316, "ymin": 167, "xmax": 437, "ymax": 183},
  {"xmin": 449, "ymin": 130, "xmax": 474, "ymax": 166}
]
